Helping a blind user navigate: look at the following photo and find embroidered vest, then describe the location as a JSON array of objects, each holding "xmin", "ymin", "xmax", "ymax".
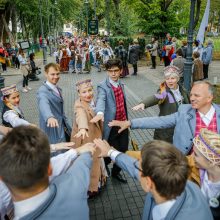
[
  {"xmin": 195, "ymin": 111, "xmax": 217, "ymax": 137},
  {"xmin": 111, "ymin": 85, "xmax": 127, "ymax": 121},
  {"xmin": 2, "ymin": 105, "xmax": 24, "ymax": 128}
]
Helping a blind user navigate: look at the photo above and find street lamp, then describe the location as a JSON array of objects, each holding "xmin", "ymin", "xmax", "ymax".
[
  {"xmin": 38, "ymin": 0, "xmax": 47, "ymax": 65},
  {"xmin": 184, "ymin": 0, "xmax": 196, "ymax": 91}
]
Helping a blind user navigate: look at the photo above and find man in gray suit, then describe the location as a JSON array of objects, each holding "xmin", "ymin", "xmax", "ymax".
[
  {"xmin": 0, "ymin": 126, "xmax": 95, "ymax": 220},
  {"xmin": 37, "ymin": 63, "xmax": 71, "ymax": 144},
  {"xmin": 91, "ymin": 59, "xmax": 129, "ymax": 183},
  {"xmin": 94, "ymin": 138, "xmax": 213, "ymax": 220},
  {"xmin": 109, "ymin": 81, "xmax": 220, "ymax": 155}
]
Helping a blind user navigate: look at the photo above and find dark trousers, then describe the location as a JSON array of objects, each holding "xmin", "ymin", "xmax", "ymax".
[
  {"xmin": 105, "ymin": 127, "xmax": 129, "ymax": 175},
  {"xmin": 164, "ymin": 56, "xmax": 170, "ymax": 67},
  {"xmin": 23, "ymin": 75, "xmax": 28, "ymax": 87},
  {"xmin": 203, "ymin": 64, "xmax": 209, "ymax": 79},
  {"xmin": 133, "ymin": 63, "xmax": 137, "ymax": 75},
  {"xmin": 15, "ymin": 58, "xmax": 20, "ymax": 69},
  {"xmin": 2, "ymin": 63, "xmax": 6, "ymax": 71},
  {"xmin": 151, "ymin": 55, "xmax": 156, "ymax": 68}
]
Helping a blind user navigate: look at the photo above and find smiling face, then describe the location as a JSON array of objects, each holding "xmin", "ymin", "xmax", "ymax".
[
  {"xmin": 78, "ymin": 84, "xmax": 94, "ymax": 103},
  {"xmin": 5, "ymin": 92, "xmax": 20, "ymax": 106},
  {"xmin": 45, "ymin": 66, "xmax": 60, "ymax": 85},
  {"xmin": 190, "ymin": 83, "xmax": 213, "ymax": 110},
  {"xmin": 107, "ymin": 66, "xmax": 122, "ymax": 82},
  {"xmin": 165, "ymin": 76, "xmax": 179, "ymax": 89}
]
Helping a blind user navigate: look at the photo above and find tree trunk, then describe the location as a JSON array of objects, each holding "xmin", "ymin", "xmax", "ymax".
[
  {"xmin": 2, "ymin": 14, "xmax": 15, "ymax": 46},
  {"xmin": 11, "ymin": 4, "xmax": 17, "ymax": 42},
  {"xmin": 0, "ymin": 14, "xmax": 4, "ymax": 42},
  {"xmin": 20, "ymin": 13, "xmax": 25, "ymax": 39},
  {"xmin": 105, "ymin": 0, "xmax": 111, "ymax": 35},
  {"xmin": 112, "ymin": 0, "xmax": 121, "ymax": 35}
]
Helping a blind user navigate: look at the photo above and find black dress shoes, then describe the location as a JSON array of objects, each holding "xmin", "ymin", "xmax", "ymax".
[{"xmin": 112, "ymin": 173, "xmax": 127, "ymax": 184}]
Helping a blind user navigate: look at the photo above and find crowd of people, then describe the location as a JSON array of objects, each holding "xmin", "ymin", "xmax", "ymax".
[
  {"xmin": 146, "ymin": 33, "xmax": 214, "ymax": 82},
  {"xmin": 0, "ymin": 33, "xmax": 218, "ymax": 220}
]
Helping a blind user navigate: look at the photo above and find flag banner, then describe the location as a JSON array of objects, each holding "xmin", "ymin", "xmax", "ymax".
[{"xmin": 196, "ymin": 0, "xmax": 210, "ymax": 44}]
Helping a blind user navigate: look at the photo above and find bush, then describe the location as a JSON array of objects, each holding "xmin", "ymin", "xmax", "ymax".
[
  {"xmin": 109, "ymin": 36, "xmax": 133, "ymax": 51},
  {"xmin": 137, "ymin": 38, "xmax": 146, "ymax": 58}
]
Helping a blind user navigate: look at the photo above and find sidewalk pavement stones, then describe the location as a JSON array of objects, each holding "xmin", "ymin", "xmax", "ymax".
[{"xmin": 2, "ymin": 58, "xmax": 220, "ymax": 219}]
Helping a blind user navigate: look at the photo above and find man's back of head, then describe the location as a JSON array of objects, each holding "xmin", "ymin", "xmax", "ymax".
[
  {"xmin": 0, "ymin": 126, "xmax": 50, "ymax": 194},
  {"xmin": 141, "ymin": 140, "xmax": 190, "ymax": 200}
]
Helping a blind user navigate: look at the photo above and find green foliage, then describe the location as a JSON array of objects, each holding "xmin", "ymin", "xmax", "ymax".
[
  {"xmin": 109, "ymin": 36, "xmax": 146, "ymax": 57},
  {"xmin": 109, "ymin": 36, "xmax": 133, "ymax": 51},
  {"xmin": 137, "ymin": 38, "xmax": 146, "ymax": 57}
]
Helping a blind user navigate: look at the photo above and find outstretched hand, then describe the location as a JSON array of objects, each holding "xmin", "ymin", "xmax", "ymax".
[
  {"xmin": 47, "ymin": 117, "xmax": 59, "ymax": 127},
  {"xmin": 131, "ymin": 103, "xmax": 145, "ymax": 111},
  {"xmin": 108, "ymin": 120, "xmax": 131, "ymax": 133},
  {"xmin": 51, "ymin": 142, "xmax": 75, "ymax": 151},
  {"xmin": 76, "ymin": 143, "xmax": 96, "ymax": 155},
  {"xmin": 90, "ymin": 114, "xmax": 104, "ymax": 123},
  {"xmin": 93, "ymin": 138, "xmax": 111, "ymax": 157},
  {"xmin": 74, "ymin": 128, "xmax": 89, "ymax": 139}
]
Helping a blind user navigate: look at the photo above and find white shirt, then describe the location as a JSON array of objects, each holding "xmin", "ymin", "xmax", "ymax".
[
  {"xmin": 3, "ymin": 106, "xmax": 30, "ymax": 127},
  {"xmin": 18, "ymin": 55, "xmax": 27, "ymax": 65},
  {"xmin": 200, "ymin": 170, "xmax": 220, "ymax": 201},
  {"xmin": 109, "ymin": 77, "xmax": 120, "ymax": 88},
  {"xmin": 198, "ymin": 105, "xmax": 215, "ymax": 126},
  {"xmin": 152, "ymin": 199, "xmax": 176, "ymax": 220},
  {"xmin": 14, "ymin": 188, "xmax": 50, "ymax": 220},
  {"xmin": 0, "ymin": 149, "xmax": 78, "ymax": 219},
  {"xmin": 66, "ymin": 48, "xmax": 71, "ymax": 56},
  {"xmin": 170, "ymin": 86, "xmax": 182, "ymax": 103},
  {"xmin": 46, "ymin": 81, "xmax": 60, "ymax": 96}
]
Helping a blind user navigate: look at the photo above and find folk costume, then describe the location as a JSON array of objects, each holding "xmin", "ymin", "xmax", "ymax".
[
  {"xmin": 130, "ymin": 103, "xmax": 220, "ymax": 155},
  {"xmin": 141, "ymin": 66, "xmax": 189, "ymax": 143},
  {"xmin": 0, "ymin": 45, "xmax": 7, "ymax": 72},
  {"xmin": 71, "ymin": 80, "xmax": 107, "ymax": 194},
  {"xmin": 83, "ymin": 49, "xmax": 91, "ymax": 73},
  {"xmin": 59, "ymin": 48, "xmax": 70, "ymax": 72},
  {"xmin": 193, "ymin": 58, "xmax": 204, "ymax": 81},
  {"xmin": 95, "ymin": 77, "xmax": 129, "ymax": 178},
  {"xmin": 1, "ymin": 85, "xmax": 30, "ymax": 128},
  {"xmin": 162, "ymin": 38, "xmax": 173, "ymax": 66}
]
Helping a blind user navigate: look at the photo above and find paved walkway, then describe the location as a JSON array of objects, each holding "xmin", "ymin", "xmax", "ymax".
[{"xmin": 1, "ymin": 58, "xmax": 220, "ymax": 219}]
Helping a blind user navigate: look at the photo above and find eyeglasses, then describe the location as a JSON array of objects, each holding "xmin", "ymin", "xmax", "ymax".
[
  {"xmin": 108, "ymin": 69, "xmax": 120, "ymax": 73},
  {"xmin": 133, "ymin": 160, "xmax": 143, "ymax": 173}
]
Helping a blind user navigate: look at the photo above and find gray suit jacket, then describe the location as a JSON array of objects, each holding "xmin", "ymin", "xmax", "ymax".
[
  {"xmin": 115, "ymin": 154, "xmax": 213, "ymax": 220},
  {"xmin": 37, "ymin": 82, "xmax": 71, "ymax": 144},
  {"xmin": 20, "ymin": 153, "xmax": 92, "ymax": 220},
  {"xmin": 131, "ymin": 104, "xmax": 220, "ymax": 155},
  {"xmin": 95, "ymin": 77, "xmax": 127, "ymax": 140}
]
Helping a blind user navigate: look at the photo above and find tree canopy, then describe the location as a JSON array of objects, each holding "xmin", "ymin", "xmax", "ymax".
[{"xmin": 0, "ymin": 0, "xmax": 219, "ymax": 44}]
